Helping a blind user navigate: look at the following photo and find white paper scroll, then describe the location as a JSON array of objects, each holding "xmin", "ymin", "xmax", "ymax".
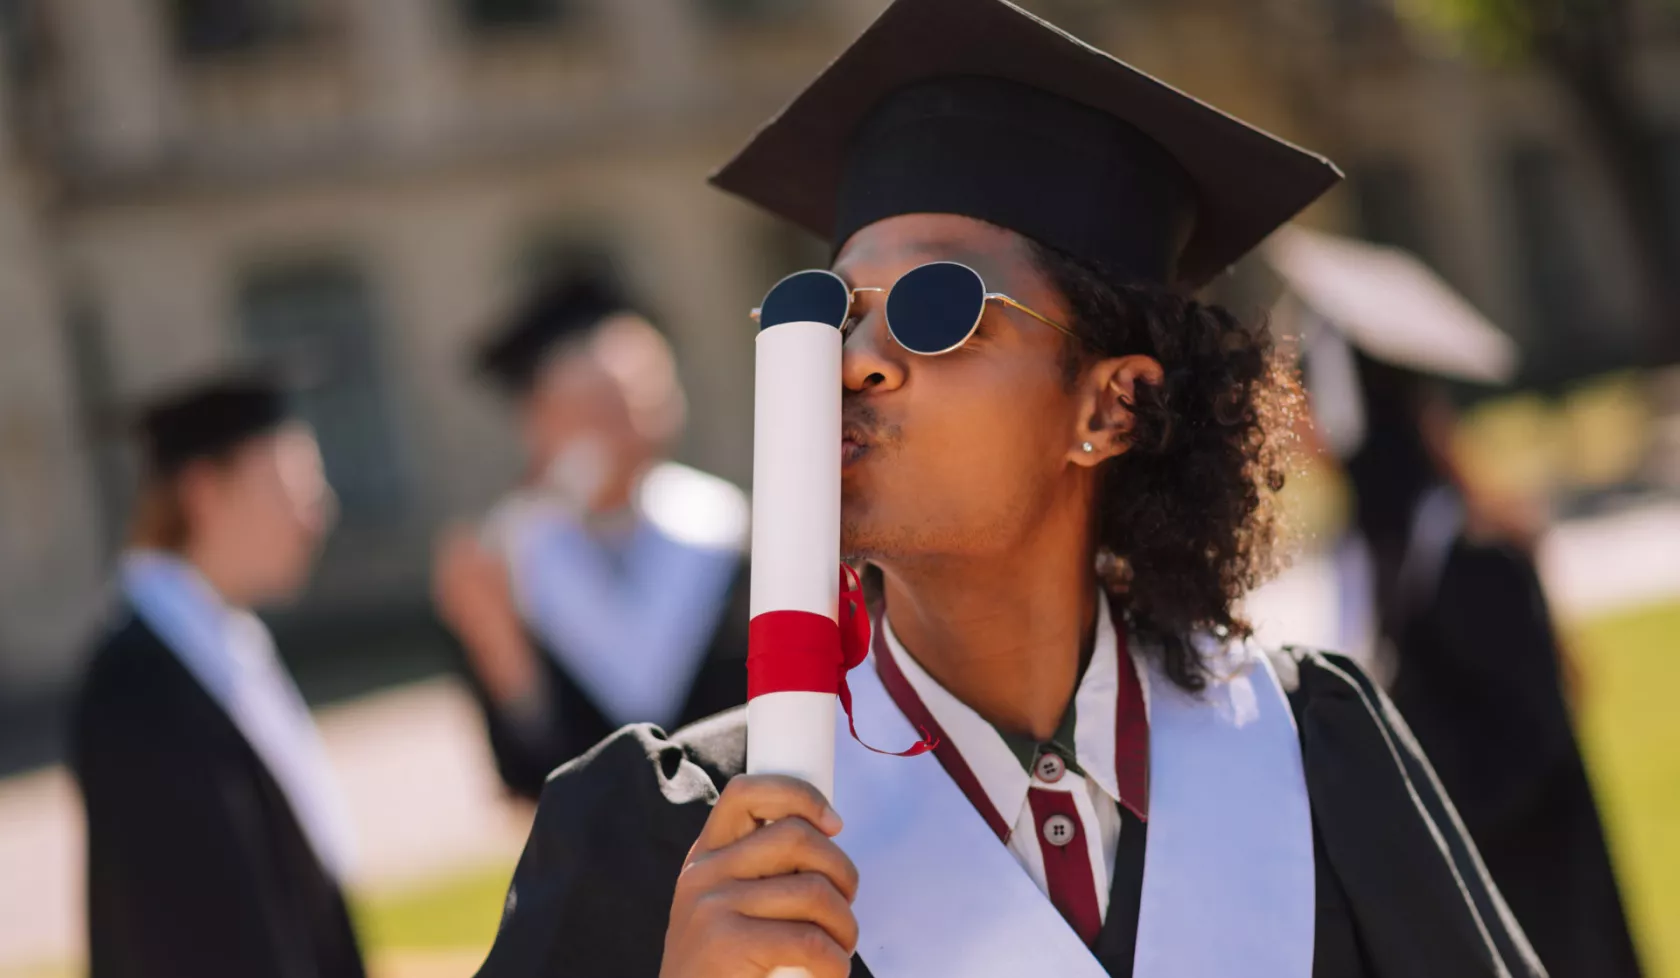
[{"xmin": 746, "ymin": 319, "xmax": 842, "ymax": 801}]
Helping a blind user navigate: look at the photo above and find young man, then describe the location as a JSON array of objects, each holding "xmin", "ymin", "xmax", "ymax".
[
  {"xmin": 474, "ymin": 2, "xmax": 1544, "ymax": 975},
  {"xmin": 71, "ymin": 371, "xmax": 362, "ymax": 978},
  {"xmin": 1271, "ymin": 228, "xmax": 1644, "ymax": 978},
  {"xmin": 435, "ymin": 272, "xmax": 751, "ymax": 800}
]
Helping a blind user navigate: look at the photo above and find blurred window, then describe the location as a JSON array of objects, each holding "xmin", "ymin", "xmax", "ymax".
[
  {"xmin": 0, "ymin": 0, "xmax": 46, "ymax": 83},
  {"xmin": 60, "ymin": 295, "xmax": 131, "ymax": 556},
  {"xmin": 1349, "ymin": 160, "xmax": 1430, "ymax": 260},
  {"xmin": 1504, "ymin": 143, "xmax": 1596, "ymax": 379},
  {"xmin": 695, "ymin": 0, "xmax": 812, "ymax": 24},
  {"xmin": 458, "ymin": 0, "xmax": 575, "ymax": 31},
  {"xmin": 238, "ymin": 262, "xmax": 407, "ymax": 526},
  {"xmin": 1659, "ymin": 130, "xmax": 1680, "ymax": 276},
  {"xmin": 170, "ymin": 0, "xmax": 315, "ymax": 58}
]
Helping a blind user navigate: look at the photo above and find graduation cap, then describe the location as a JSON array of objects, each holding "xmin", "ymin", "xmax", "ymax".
[
  {"xmin": 1264, "ymin": 226, "xmax": 1518, "ymax": 458},
  {"xmin": 709, "ymin": 0, "xmax": 1342, "ymax": 290},
  {"xmin": 136, "ymin": 366, "xmax": 298, "ymax": 477},
  {"xmin": 476, "ymin": 271, "xmax": 637, "ymax": 394}
]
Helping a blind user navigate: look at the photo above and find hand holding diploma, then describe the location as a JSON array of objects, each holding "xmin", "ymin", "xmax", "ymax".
[{"xmin": 660, "ymin": 775, "xmax": 859, "ymax": 978}]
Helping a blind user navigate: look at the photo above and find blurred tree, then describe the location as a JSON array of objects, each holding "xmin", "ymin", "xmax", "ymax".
[{"xmin": 1397, "ymin": 0, "xmax": 1680, "ymax": 366}]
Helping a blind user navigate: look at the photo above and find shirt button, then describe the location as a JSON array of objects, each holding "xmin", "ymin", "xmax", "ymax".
[
  {"xmin": 1034, "ymin": 751, "xmax": 1066, "ymax": 783},
  {"xmin": 1041, "ymin": 813, "xmax": 1077, "ymax": 847}
]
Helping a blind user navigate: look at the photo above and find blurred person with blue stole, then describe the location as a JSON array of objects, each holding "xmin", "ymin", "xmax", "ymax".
[
  {"xmin": 70, "ymin": 368, "xmax": 364, "ymax": 978},
  {"xmin": 433, "ymin": 271, "xmax": 750, "ymax": 801},
  {"xmin": 468, "ymin": 2, "xmax": 1545, "ymax": 977},
  {"xmin": 1271, "ymin": 227, "xmax": 1643, "ymax": 978}
]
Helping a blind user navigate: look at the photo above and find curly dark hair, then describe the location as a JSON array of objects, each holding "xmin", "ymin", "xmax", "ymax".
[{"xmin": 1029, "ymin": 240, "xmax": 1301, "ymax": 691}]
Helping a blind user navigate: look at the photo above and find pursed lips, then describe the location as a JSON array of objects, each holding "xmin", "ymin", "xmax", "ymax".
[{"xmin": 842, "ymin": 423, "xmax": 871, "ymax": 467}]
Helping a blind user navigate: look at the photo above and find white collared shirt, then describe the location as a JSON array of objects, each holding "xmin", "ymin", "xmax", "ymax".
[
  {"xmin": 119, "ymin": 550, "xmax": 355, "ymax": 881},
  {"xmin": 880, "ymin": 593, "xmax": 1134, "ymax": 923}
]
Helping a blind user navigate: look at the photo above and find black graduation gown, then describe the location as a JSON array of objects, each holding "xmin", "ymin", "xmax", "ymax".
[
  {"xmin": 70, "ymin": 614, "xmax": 366, "ymax": 978},
  {"xmin": 472, "ymin": 648, "xmax": 1544, "ymax": 978},
  {"xmin": 453, "ymin": 556, "xmax": 752, "ymax": 800},
  {"xmin": 1386, "ymin": 540, "xmax": 1642, "ymax": 978}
]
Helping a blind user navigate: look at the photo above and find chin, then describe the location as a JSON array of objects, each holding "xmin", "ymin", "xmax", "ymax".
[
  {"xmin": 840, "ymin": 509, "xmax": 922, "ymax": 563},
  {"xmin": 254, "ymin": 568, "xmax": 313, "ymax": 607}
]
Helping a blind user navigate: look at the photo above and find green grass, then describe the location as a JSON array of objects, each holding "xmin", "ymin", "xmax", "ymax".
[
  {"xmin": 354, "ymin": 860, "xmax": 517, "ymax": 956},
  {"xmin": 1572, "ymin": 601, "xmax": 1680, "ymax": 978}
]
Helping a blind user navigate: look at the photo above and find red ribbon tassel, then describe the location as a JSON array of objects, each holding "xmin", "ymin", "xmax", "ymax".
[{"xmin": 747, "ymin": 564, "xmax": 935, "ymax": 757}]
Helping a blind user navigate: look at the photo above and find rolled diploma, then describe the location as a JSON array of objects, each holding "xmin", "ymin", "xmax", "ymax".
[{"xmin": 747, "ymin": 319, "xmax": 842, "ymax": 804}]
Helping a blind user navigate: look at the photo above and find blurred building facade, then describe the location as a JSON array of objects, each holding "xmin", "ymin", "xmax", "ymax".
[{"xmin": 0, "ymin": 0, "xmax": 1676, "ymax": 704}]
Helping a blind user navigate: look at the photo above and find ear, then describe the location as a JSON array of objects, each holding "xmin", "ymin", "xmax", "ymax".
[
  {"xmin": 172, "ymin": 458, "xmax": 222, "ymax": 534},
  {"xmin": 1067, "ymin": 354, "xmax": 1165, "ymax": 467}
]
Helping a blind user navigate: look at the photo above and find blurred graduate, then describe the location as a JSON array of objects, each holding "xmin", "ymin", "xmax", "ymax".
[
  {"xmin": 433, "ymin": 271, "xmax": 750, "ymax": 801},
  {"xmin": 470, "ymin": 2, "xmax": 1544, "ymax": 976},
  {"xmin": 70, "ymin": 370, "xmax": 363, "ymax": 978},
  {"xmin": 1271, "ymin": 227, "xmax": 1643, "ymax": 978}
]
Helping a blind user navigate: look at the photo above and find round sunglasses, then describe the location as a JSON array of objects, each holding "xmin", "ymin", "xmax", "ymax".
[{"xmin": 751, "ymin": 261, "xmax": 1077, "ymax": 356}]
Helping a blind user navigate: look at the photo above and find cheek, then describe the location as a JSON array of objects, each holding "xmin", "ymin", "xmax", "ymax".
[{"xmin": 900, "ymin": 368, "xmax": 1067, "ymax": 511}]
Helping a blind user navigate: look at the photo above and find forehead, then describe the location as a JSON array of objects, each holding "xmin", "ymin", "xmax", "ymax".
[
  {"xmin": 832, "ymin": 214, "xmax": 1035, "ymax": 282},
  {"xmin": 266, "ymin": 424, "xmax": 323, "ymax": 469},
  {"xmin": 532, "ymin": 341, "xmax": 617, "ymax": 398},
  {"xmin": 220, "ymin": 423, "xmax": 318, "ymax": 476}
]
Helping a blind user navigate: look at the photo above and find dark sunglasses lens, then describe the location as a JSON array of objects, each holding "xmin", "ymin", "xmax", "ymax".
[
  {"xmin": 887, "ymin": 262, "xmax": 985, "ymax": 354},
  {"xmin": 758, "ymin": 270, "xmax": 851, "ymax": 330}
]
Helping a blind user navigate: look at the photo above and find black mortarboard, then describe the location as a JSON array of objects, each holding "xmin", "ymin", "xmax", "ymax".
[
  {"xmin": 710, "ymin": 0, "xmax": 1342, "ymax": 290},
  {"xmin": 139, "ymin": 369, "xmax": 294, "ymax": 476},
  {"xmin": 476, "ymin": 271, "xmax": 635, "ymax": 394}
]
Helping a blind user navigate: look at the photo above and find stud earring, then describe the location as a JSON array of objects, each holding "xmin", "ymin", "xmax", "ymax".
[{"xmin": 1081, "ymin": 441, "xmax": 1094, "ymax": 453}]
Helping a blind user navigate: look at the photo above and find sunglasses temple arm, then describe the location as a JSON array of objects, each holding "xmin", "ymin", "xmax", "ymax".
[{"xmin": 989, "ymin": 294, "xmax": 1078, "ymax": 341}]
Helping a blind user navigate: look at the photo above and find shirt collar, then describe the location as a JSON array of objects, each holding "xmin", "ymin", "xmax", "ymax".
[
  {"xmin": 880, "ymin": 589, "xmax": 1146, "ymax": 819},
  {"xmin": 119, "ymin": 548, "xmax": 247, "ymax": 693},
  {"xmin": 120, "ymin": 549, "xmax": 232, "ymax": 632}
]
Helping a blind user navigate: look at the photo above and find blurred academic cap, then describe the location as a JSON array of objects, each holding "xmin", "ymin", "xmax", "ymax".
[
  {"xmin": 93, "ymin": 352, "xmax": 329, "ymax": 474},
  {"xmin": 1265, "ymin": 226, "xmax": 1517, "ymax": 385},
  {"xmin": 474, "ymin": 269, "xmax": 639, "ymax": 395}
]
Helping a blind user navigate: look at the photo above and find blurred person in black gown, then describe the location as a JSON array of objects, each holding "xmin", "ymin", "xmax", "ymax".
[
  {"xmin": 433, "ymin": 271, "xmax": 750, "ymax": 801},
  {"xmin": 70, "ymin": 370, "xmax": 364, "ymax": 978},
  {"xmin": 1272, "ymin": 227, "xmax": 1643, "ymax": 978}
]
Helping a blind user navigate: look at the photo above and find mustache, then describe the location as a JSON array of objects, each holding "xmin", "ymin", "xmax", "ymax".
[{"xmin": 841, "ymin": 399, "xmax": 899, "ymax": 446}]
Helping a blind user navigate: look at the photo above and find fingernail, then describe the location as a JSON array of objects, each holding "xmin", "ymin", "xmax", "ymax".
[{"xmin": 819, "ymin": 805, "xmax": 843, "ymax": 835}]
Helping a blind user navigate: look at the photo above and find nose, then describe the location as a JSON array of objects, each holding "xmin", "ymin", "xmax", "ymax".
[{"xmin": 842, "ymin": 304, "xmax": 906, "ymax": 394}]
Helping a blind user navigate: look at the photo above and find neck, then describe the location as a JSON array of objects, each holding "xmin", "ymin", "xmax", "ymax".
[
  {"xmin": 179, "ymin": 541, "xmax": 251, "ymax": 608},
  {"xmin": 877, "ymin": 513, "xmax": 1099, "ymax": 742}
]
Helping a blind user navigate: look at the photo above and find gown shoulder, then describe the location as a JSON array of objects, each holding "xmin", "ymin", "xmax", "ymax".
[
  {"xmin": 476, "ymin": 709, "xmax": 746, "ymax": 978},
  {"xmin": 1270, "ymin": 646, "xmax": 1548, "ymax": 978}
]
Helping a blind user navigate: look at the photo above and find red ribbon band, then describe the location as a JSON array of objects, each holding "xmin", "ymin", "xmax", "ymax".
[{"xmin": 747, "ymin": 564, "xmax": 935, "ymax": 757}]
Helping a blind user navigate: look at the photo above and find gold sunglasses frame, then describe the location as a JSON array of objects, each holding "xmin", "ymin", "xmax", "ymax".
[{"xmin": 750, "ymin": 262, "xmax": 1078, "ymax": 356}]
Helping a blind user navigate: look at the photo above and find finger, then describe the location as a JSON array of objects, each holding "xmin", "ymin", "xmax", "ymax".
[
  {"xmin": 695, "ymin": 775, "xmax": 841, "ymax": 854},
  {"xmin": 736, "ymin": 918, "xmax": 854, "ymax": 978},
  {"xmin": 687, "ymin": 818, "xmax": 859, "ymax": 902},
  {"xmin": 713, "ymin": 875, "xmax": 859, "ymax": 953}
]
